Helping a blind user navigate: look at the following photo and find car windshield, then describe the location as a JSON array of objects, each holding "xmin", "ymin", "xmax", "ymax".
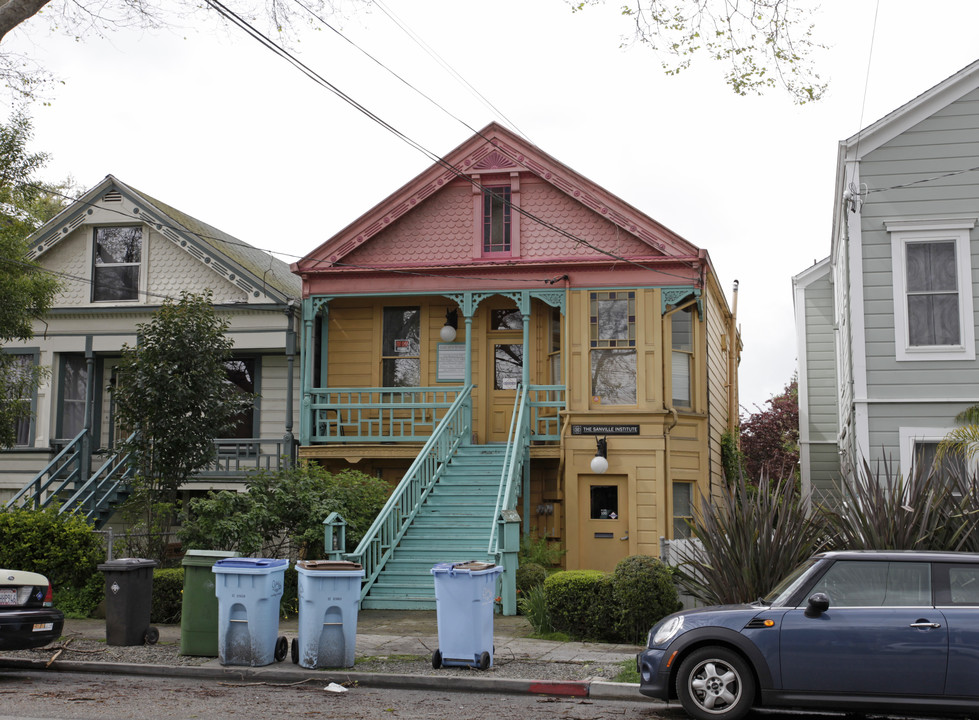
[{"xmin": 762, "ymin": 558, "xmax": 820, "ymax": 606}]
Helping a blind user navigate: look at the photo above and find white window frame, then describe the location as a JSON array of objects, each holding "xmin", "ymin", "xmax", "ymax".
[
  {"xmin": 898, "ymin": 426, "xmax": 976, "ymax": 479},
  {"xmin": 887, "ymin": 219, "xmax": 976, "ymax": 362}
]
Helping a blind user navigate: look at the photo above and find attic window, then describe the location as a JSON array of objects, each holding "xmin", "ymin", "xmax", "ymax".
[
  {"xmin": 103, "ymin": 191, "xmax": 122, "ymax": 203},
  {"xmin": 482, "ymin": 186, "xmax": 511, "ymax": 253},
  {"xmin": 93, "ymin": 226, "xmax": 142, "ymax": 302}
]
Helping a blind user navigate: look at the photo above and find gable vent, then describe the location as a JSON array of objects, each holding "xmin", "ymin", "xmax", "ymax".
[{"xmin": 103, "ymin": 190, "xmax": 123, "ymax": 203}]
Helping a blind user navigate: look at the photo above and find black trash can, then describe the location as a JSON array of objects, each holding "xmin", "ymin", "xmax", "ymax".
[{"xmin": 97, "ymin": 558, "xmax": 159, "ymax": 646}]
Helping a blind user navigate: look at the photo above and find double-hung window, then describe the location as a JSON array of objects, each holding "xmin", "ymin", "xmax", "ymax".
[
  {"xmin": 482, "ymin": 187, "xmax": 511, "ymax": 254},
  {"xmin": 589, "ymin": 291, "xmax": 636, "ymax": 405},
  {"xmin": 2, "ymin": 352, "xmax": 38, "ymax": 446},
  {"xmin": 671, "ymin": 307, "xmax": 695, "ymax": 407},
  {"xmin": 93, "ymin": 226, "xmax": 142, "ymax": 302},
  {"xmin": 887, "ymin": 220, "xmax": 976, "ymax": 361}
]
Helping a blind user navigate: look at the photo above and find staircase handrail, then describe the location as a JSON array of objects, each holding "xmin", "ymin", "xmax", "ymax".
[
  {"xmin": 346, "ymin": 384, "xmax": 472, "ymax": 600},
  {"xmin": 488, "ymin": 383, "xmax": 530, "ymax": 556},
  {"xmin": 5, "ymin": 429, "xmax": 87, "ymax": 510},
  {"xmin": 59, "ymin": 432, "xmax": 137, "ymax": 526}
]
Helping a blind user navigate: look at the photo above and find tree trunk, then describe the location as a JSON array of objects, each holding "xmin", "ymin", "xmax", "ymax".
[{"xmin": 0, "ymin": 0, "xmax": 52, "ymax": 43}]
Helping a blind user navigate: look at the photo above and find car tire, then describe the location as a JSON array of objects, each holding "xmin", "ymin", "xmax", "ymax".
[{"xmin": 676, "ymin": 646, "xmax": 754, "ymax": 720}]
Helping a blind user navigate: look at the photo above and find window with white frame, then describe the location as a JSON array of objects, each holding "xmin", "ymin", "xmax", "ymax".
[
  {"xmin": 589, "ymin": 291, "xmax": 636, "ymax": 405},
  {"xmin": 2, "ymin": 352, "xmax": 38, "ymax": 446},
  {"xmin": 93, "ymin": 226, "xmax": 142, "ymax": 302},
  {"xmin": 899, "ymin": 426, "xmax": 971, "ymax": 485},
  {"xmin": 887, "ymin": 220, "xmax": 976, "ymax": 361}
]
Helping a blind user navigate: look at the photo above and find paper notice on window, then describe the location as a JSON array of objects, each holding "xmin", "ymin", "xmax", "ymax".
[{"xmin": 394, "ymin": 339, "xmax": 411, "ymax": 353}]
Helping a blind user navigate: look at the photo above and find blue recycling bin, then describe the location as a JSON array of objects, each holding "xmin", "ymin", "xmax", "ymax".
[
  {"xmin": 212, "ymin": 558, "xmax": 288, "ymax": 666},
  {"xmin": 430, "ymin": 561, "xmax": 503, "ymax": 670},
  {"xmin": 293, "ymin": 560, "xmax": 365, "ymax": 668}
]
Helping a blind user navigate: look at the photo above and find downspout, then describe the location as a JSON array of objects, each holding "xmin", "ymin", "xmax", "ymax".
[
  {"xmin": 82, "ymin": 335, "xmax": 94, "ymax": 492},
  {"xmin": 284, "ymin": 301, "xmax": 297, "ymax": 464}
]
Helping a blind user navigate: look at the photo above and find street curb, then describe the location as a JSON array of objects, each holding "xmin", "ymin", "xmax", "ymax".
[{"xmin": 0, "ymin": 657, "xmax": 653, "ymax": 703}]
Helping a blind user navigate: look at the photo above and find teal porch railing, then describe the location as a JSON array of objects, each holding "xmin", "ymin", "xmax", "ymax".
[
  {"xmin": 309, "ymin": 386, "xmax": 465, "ymax": 443},
  {"xmin": 4, "ymin": 429, "xmax": 87, "ymax": 511},
  {"xmin": 58, "ymin": 436, "xmax": 137, "ymax": 527},
  {"xmin": 528, "ymin": 385, "xmax": 565, "ymax": 442},
  {"xmin": 196, "ymin": 438, "xmax": 295, "ymax": 477},
  {"xmin": 345, "ymin": 385, "xmax": 473, "ymax": 601}
]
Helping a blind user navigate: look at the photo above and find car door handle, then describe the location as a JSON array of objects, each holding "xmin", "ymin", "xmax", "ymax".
[{"xmin": 910, "ymin": 621, "xmax": 942, "ymax": 629}]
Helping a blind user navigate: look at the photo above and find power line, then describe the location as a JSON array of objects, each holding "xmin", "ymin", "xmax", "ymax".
[{"xmin": 202, "ymin": 0, "xmax": 700, "ymax": 281}]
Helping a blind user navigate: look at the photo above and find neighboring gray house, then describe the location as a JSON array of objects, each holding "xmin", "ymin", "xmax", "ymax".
[
  {"xmin": 795, "ymin": 60, "xmax": 979, "ymax": 501},
  {"xmin": 1, "ymin": 175, "xmax": 302, "ymax": 526}
]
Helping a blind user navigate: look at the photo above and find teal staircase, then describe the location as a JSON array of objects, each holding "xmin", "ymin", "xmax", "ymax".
[{"xmin": 361, "ymin": 445, "xmax": 505, "ymax": 610}]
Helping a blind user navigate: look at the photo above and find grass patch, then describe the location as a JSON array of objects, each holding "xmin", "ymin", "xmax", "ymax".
[{"xmin": 613, "ymin": 659, "xmax": 640, "ymax": 684}]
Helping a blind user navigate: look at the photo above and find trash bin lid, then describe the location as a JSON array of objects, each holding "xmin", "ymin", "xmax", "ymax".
[
  {"xmin": 97, "ymin": 558, "xmax": 158, "ymax": 572},
  {"xmin": 431, "ymin": 561, "xmax": 500, "ymax": 575},
  {"xmin": 297, "ymin": 560, "xmax": 363, "ymax": 572},
  {"xmin": 182, "ymin": 549, "xmax": 240, "ymax": 567},
  {"xmin": 212, "ymin": 557, "xmax": 288, "ymax": 574}
]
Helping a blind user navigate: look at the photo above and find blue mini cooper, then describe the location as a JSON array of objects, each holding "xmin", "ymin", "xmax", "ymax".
[{"xmin": 638, "ymin": 550, "xmax": 979, "ymax": 720}]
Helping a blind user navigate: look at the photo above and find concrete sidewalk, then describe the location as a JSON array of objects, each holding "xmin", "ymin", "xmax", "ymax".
[{"xmin": 1, "ymin": 610, "xmax": 654, "ymax": 704}]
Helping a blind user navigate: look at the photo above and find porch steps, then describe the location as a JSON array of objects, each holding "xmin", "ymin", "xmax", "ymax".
[{"xmin": 361, "ymin": 445, "xmax": 506, "ymax": 610}]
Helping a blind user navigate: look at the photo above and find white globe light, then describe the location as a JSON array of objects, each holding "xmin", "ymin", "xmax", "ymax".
[
  {"xmin": 590, "ymin": 454, "xmax": 609, "ymax": 474},
  {"xmin": 440, "ymin": 324, "xmax": 457, "ymax": 342}
]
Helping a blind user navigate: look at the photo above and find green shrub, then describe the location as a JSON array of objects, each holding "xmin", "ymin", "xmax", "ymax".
[
  {"xmin": 518, "ymin": 535, "xmax": 566, "ymax": 567},
  {"xmin": 544, "ymin": 569, "xmax": 614, "ymax": 641},
  {"xmin": 516, "ymin": 562, "xmax": 546, "ymax": 596},
  {"xmin": 280, "ymin": 565, "xmax": 298, "ymax": 620},
  {"xmin": 612, "ymin": 555, "xmax": 681, "ymax": 644},
  {"xmin": 151, "ymin": 568, "xmax": 184, "ymax": 624},
  {"xmin": 53, "ymin": 572, "xmax": 104, "ymax": 619},
  {"xmin": 179, "ymin": 462, "xmax": 389, "ymax": 559},
  {"xmin": 0, "ymin": 507, "xmax": 103, "ymax": 590},
  {"xmin": 517, "ymin": 583, "xmax": 553, "ymax": 635}
]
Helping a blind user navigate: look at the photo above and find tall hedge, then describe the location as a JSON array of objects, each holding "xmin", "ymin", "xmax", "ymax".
[
  {"xmin": 0, "ymin": 507, "xmax": 102, "ymax": 590},
  {"xmin": 543, "ymin": 569, "xmax": 614, "ymax": 641}
]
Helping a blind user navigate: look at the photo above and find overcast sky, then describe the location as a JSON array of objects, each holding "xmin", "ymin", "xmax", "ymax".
[{"xmin": 7, "ymin": 0, "xmax": 979, "ymax": 412}]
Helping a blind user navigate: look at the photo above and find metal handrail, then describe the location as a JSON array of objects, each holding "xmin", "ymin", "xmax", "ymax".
[
  {"xmin": 488, "ymin": 384, "xmax": 530, "ymax": 556},
  {"xmin": 345, "ymin": 385, "xmax": 473, "ymax": 600}
]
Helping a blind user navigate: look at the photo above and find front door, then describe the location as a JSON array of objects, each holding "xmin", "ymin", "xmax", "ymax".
[
  {"xmin": 483, "ymin": 305, "xmax": 524, "ymax": 442},
  {"xmin": 578, "ymin": 474, "xmax": 630, "ymax": 572}
]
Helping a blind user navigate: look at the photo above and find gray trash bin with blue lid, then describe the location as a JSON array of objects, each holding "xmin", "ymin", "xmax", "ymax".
[
  {"xmin": 212, "ymin": 557, "xmax": 288, "ymax": 666},
  {"xmin": 293, "ymin": 560, "xmax": 365, "ymax": 668},
  {"xmin": 430, "ymin": 561, "xmax": 503, "ymax": 670}
]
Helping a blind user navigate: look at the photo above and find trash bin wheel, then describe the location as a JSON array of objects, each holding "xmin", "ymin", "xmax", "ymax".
[
  {"xmin": 274, "ymin": 636, "xmax": 288, "ymax": 662},
  {"xmin": 477, "ymin": 651, "xmax": 490, "ymax": 671},
  {"xmin": 432, "ymin": 649, "xmax": 442, "ymax": 669},
  {"xmin": 144, "ymin": 627, "xmax": 160, "ymax": 645},
  {"xmin": 291, "ymin": 637, "xmax": 299, "ymax": 664}
]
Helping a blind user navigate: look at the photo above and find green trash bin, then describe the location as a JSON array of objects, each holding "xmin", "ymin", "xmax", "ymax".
[{"xmin": 180, "ymin": 550, "xmax": 239, "ymax": 656}]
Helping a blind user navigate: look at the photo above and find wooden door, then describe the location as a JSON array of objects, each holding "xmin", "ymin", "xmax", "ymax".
[
  {"xmin": 577, "ymin": 474, "xmax": 631, "ymax": 571},
  {"xmin": 482, "ymin": 304, "xmax": 524, "ymax": 443}
]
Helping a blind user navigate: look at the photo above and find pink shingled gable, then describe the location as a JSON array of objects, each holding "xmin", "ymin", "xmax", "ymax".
[{"xmin": 342, "ymin": 177, "xmax": 655, "ymax": 269}]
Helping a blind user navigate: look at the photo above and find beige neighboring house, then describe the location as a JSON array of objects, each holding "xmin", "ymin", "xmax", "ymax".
[{"xmin": 1, "ymin": 175, "xmax": 301, "ymax": 527}]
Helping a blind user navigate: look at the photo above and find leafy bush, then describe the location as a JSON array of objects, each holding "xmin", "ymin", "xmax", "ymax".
[
  {"xmin": 612, "ymin": 555, "xmax": 681, "ymax": 644},
  {"xmin": 280, "ymin": 565, "xmax": 299, "ymax": 620},
  {"xmin": 179, "ymin": 462, "xmax": 389, "ymax": 559},
  {"xmin": 151, "ymin": 568, "xmax": 184, "ymax": 624},
  {"xmin": 516, "ymin": 562, "xmax": 546, "ymax": 596},
  {"xmin": 0, "ymin": 507, "xmax": 103, "ymax": 590},
  {"xmin": 544, "ymin": 569, "xmax": 614, "ymax": 641},
  {"xmin": 53, "ymin": 572, "xmax": 104, "ymax": 619},
  {"xmin": 518, "ymin": 535, "xmax": 566, "ymax": 567}
]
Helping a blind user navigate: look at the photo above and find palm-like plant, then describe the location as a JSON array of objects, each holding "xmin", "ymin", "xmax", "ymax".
[{"xmin": 938, "ymin": 405, "xmax": 979, "ymax": 463}]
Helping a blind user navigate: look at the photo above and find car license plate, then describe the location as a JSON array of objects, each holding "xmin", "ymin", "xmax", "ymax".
[
  {"xmin": 0, "ymin": 589, "xmax": 16, "ymax": 606},
  {"xmin": 33, "ymin": 623, "xmax": 53, "ymax": 632}
]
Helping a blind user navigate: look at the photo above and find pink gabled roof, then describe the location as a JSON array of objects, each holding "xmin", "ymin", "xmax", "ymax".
[{"xmin": 293, "ymin": 122, "xmax": 700, "ymax": 279}]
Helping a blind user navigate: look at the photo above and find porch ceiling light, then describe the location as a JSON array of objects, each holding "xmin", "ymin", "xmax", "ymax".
[
  {"xmin": 591, "ymin": 436, "xmax": 609, "ymax": 474},
  {"xmin": 440, "ymin": 309, "xmax": 458, "ymax": 343}
]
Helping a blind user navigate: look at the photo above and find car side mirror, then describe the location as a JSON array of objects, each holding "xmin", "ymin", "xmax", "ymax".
[{"xmin": 805, "ymin": 592, "xmax": 830, "ymax": 617}]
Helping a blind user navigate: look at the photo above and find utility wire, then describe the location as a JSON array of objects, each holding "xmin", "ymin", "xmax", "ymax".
[{"xmin": 202, "ymin": 0, "xmax": 700, "ymax": 279}]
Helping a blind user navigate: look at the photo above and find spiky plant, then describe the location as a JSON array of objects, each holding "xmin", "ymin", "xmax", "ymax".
[
  {"xmin": 672, "ymin": 473, "xmax": 829, "ymax": 605},
  {"xmin": 821, "ymin": 456, "xmax": 978, "ymax": 551}
]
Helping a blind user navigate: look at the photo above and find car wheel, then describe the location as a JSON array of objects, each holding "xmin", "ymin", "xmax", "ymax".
[{"xmin": 676, "ymin": 646, "xmax": 754, "ymax": 720}]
